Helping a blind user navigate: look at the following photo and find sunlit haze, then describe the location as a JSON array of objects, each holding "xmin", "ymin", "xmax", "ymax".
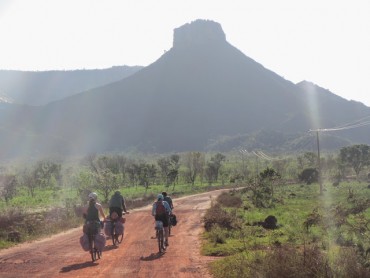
[{"xmin": 1, "ymin": 0, "xmax": 369, "ymax": 106}]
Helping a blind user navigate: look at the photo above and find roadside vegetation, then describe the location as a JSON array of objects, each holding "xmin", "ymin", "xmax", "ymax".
[{"xmin": 201, "ymin": 145, "xmax": 370, "ymax": 277}]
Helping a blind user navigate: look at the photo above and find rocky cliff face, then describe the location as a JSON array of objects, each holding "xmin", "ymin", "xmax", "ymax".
[{"xmin": 173, "ymin": 19, "xmax": 226, "ymax": 48}]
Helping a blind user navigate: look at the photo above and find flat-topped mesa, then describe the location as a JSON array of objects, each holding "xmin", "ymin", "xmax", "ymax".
[{"xmin": 173, "ymin": 19, "xmax": 226, "ymax": 48}]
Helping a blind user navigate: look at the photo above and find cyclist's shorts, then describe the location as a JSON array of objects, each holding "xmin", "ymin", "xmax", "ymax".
[{"xmin": 109, "ymin": 207, "xmax": 123, "ymax": 218}]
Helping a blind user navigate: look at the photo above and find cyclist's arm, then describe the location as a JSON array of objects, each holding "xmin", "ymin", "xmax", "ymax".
[
  {"xmin": 164, "ymin": 202, "xmax": 172, "ymax": 215},
  {"xmin": 151, "ymin": 203, "xmax": 156, "ymax": 216},
  {"xmin": 121, "ymin": 197, "xmax": 128, "ymax": 213},
  {"xmin": 96, "ymin": 203, "xmax": 106, "ymax": 220}
]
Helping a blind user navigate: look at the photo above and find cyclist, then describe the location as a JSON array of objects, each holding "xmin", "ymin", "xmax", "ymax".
[
  {"xmin": 162, "ymin": 191, "xmax": 174, "ymax": 209},
  {"xmin": 152, "ymin": 194, "xmax": 171, "ymax": 247},
  {"xmin": 108, "ymin": 191, "xmax": 129, "ymax": 219},
  {"xmin": 83, "ymin": 192, "xmax": 106, "ymax": 232}
]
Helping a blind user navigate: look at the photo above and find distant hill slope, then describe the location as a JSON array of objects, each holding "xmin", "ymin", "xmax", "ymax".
[
  {"xmin": 0, "ymin": 66, "xmax": 143, "ymax": 106},
  {"xmin": 1, "ymin": 19, "xmax": 370, "ymax": 159}
]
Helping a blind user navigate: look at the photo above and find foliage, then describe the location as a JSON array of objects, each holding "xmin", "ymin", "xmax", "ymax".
[
  {"xmin": 184, "ymin": 152, "xmax": 205, "ymax": 185},
  {"xmin": 157, "ymin": 154, "xmax": 180, "ymax": 187},
  {"xmin": 205, "ymin": 153, "xmax": 226, "ymax": 184},
  {"xmin": 203, "ymin": 203, "xmax": 238, "ymax": 232},
  {"xmin": 298, "ymin": 168, "xmax": 318, "ymax": 185},
  {"xmin": 216, "ymin": 191, "xmax": 243, "ymax": 208},
  {"xmin": 94, "ymin": 169, "xmax": 120, "ymax": 203},
  {"xmin": 204, "ymin": 181, "xmax": 370, "ymax": 277},
  {"xmin": 0, "ymin": 174, "xmax": 17, "ymax": 203},
  {"xmin": 339, "ymin": 144, "xmax": 370, "ymax": 179}
]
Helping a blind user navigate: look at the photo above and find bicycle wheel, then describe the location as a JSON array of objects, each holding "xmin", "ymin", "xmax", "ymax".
[
  {"xmin": 112, "ymin": 223, "xmax": 119, "ymax": 246},
  {"xmin": 117, "ymin": 232, "xmax": 123, "ymax": 243},
  {"xmin": 90, "ymin": 235, "xmax": 97, "ymax": 262}
]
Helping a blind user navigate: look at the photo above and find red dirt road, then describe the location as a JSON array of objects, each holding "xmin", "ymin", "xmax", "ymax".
[{"xmin": 0, "ymin": 190, "xmax": 225, "ymax": 278}]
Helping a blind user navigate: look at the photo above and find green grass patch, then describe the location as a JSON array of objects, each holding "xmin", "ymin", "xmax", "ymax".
[{"xmin": 203, "ymin": 181, "xmax": 370, "ymax": 277}]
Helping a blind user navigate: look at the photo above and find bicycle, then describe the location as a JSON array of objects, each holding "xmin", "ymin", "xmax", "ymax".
[
  {"xmin": 155, "ymin": 220, "xmax": 165, "ymax": 253},
  {"xmin": 105, "ymin": 212, "xmax": 125, "ymax": 246},
  {"xmin": 86, "ymin": 221, "xmax": 102, "ymax": 262}
]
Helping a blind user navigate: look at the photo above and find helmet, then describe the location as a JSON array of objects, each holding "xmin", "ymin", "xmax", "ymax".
[
  {"xmin": 157, "ymin": 194, "xmax": 164, "ymax": 200},
  {"xmin": 88, "ymin": 192, "xmax": 98, "ymax": 201}
]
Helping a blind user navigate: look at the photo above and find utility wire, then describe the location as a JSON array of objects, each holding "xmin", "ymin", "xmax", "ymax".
[{"xmin": 310, "ymin": 116, "xmax": 370, "ymax": 132}]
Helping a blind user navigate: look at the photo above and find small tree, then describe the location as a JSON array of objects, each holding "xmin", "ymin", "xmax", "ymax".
[
  {"xmin": 94, "ymin": 169, "xmax": 120, "ymax": 203},
  {"xmin": 298, "ymin": 168, "xmax": 319, "ymax": 185},
  {"xmin": 205, "ymin": 153, "xmax": 226, "ymax": 185},
  {"xmin": 260, "ymin": 167, "xmax": 281, "ymax": 199},
  {"xmin": 0, "ymin": 174, "xmax": 17, "ymax": 203},
  {"xmin": 184, "ymin": 152, "xmax": 205, "ymax": 186},
  {"xmin": 339, "ymin": 144, "xmax": 370, "ymax": 180}
]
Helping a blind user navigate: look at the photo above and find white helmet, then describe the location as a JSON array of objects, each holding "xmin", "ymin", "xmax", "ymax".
[
  {"xmin": 157, "ymin": 194, "xmax": 163, "ymax": 200},
  {"xmin": 88, "ymin": 192, "xmax": 98, "ymax": 201}
]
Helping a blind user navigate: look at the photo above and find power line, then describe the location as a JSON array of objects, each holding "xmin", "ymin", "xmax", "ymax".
[{"xmin": 310, "ymin": 116, "xmax": 370, "ymax": 132}]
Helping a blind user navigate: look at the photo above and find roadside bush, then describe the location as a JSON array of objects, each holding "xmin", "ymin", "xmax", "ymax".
[
  {"xmin": 258, "ymin": 245, "xmax": 330, "ymax": 278},
  {"xmin": 208, "ymin": 225, "xmax": 227, "ymax": 245},
  {"xmin": 216, "ymin": 192, "xmax": 243, "ymax": 208},
  {"xmin": 298, "ymin": 168, "xmax": 318, "ymax": 185},
  {"xmin": 332, "ymin": 247, "xmax": 370, "ymax": 277},
  {"xmin": 203, "ymin": 203, "xmax": 236, "ymax": 232},
  {"xmin": 211, "ymin": 253, "xmax": 252, "ymax": 278}
]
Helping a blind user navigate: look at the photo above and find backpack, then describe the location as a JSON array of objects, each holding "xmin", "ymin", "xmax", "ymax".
[
  {"xmin": 155, "ymin": 201, "xmax": 166, "ymax": 215},
  {"xmin": 170, "ymin": 214, "xmax": 177, "ymax": 226}
]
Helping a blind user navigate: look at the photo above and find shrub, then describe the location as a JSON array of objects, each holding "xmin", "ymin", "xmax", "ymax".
[
  {"xmin": 259, "ymin": 245, "xmax": 330, "ymax": 278},
  {"xmin": 216, "ymin": 192, "xmax": 243, "ymax": 208},
  {"xmin": 298, "ymin": 168, "xmax": 318, "ymax": 185},
  {"xmin": 332, "ymin": 247, "xmax": 370, "ymax": 277},
  {"xmin": 208, "ymin": 225, "xmax": 227, "ymax": 245},
  {"xmin": 203, "ymin": 203, "xmax": 236, "ymax": 232}
]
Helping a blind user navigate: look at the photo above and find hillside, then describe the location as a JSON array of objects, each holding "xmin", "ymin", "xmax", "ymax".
[
  {"xmin": 1, "ymin": 19, "xmax": 370, "ymax": 159},
  {"xmin": 0, "ymin": 66, "xmax": 142, "ymax": 106}
]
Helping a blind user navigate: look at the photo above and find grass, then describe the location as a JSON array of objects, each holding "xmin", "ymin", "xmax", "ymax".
[{"xmin": 202, "ymin": 181, "xmax": 370, "ymax": 277}]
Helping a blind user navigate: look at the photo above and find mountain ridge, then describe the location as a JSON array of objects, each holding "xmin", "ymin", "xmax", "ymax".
[{"xmin": 1, "ymin": 19, "xmax": 369, "ymax": 159}]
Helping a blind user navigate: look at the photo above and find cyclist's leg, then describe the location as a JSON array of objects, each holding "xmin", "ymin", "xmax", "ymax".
[{"xmin": 162, "ymin": 215, "xmax": 169, "ymax": 246}]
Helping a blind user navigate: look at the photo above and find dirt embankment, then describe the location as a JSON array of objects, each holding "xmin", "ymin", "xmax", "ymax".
[{"xmin": 0, "ymin": 190, "xmax": 225, "ymax": 278}]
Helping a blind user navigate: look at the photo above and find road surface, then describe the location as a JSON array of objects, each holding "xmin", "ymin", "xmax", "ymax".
[{"xmin": 0, "ymin": 190, "xmax": 225, "ymax": 278}]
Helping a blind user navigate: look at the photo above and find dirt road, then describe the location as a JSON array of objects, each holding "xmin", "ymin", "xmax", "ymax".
[{"xmin": 0, "ymin": 190, "xmax": 225, "ymax": 278}]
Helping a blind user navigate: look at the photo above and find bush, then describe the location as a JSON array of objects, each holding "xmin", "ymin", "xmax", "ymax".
[
  {"xmin": 298, "ymin": 168, "xmax": 318, "ymax": 185},
  {"xmin": 208, "ymin": 225, "xmax": 227, "ymax": 245},
  {"xmin": 216, "ymin": 192, "xmax": 243, "ymax": 208},
  {"xmin": 332, "ymin": 247, "xmax": 370, "ymax": 277},
  {"xmin": 203, "ymin": 203, "xmax": 236, "ymax": 232}
]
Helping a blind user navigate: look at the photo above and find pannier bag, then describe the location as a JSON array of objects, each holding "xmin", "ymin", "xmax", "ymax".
[
  {"xmin": 79, "ymin": 234, "xmax": 90, "ymax": 251},
  {"xmin": 155, "ymin": 220, "xmax": 163, "ymax": 230},
  {"xmin": 170, "ymin": 214, "xmax": 177, "ymax": 226},
  {"xmin": 115, "ymin": 221, "xmax": 124, "ymax": 235},
  {"xmin": 104, "ymin": 220, "xmax": 112, "ymax": 236},
  {"xmin": 94, "ymin": 233, "xmax": 106, "ymax": 252}
]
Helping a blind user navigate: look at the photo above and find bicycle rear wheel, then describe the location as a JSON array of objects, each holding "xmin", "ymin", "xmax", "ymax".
[
  {"xmin": 112, "ymin": 223, "xmax": 119, "ymax": 246},
  {"xmin": 90, "ymin": 235, "xmax": 97, "ymax": 262},
  {"xmin": 117, "ymin": 233, "xmax": 123, "ymax": 243}
]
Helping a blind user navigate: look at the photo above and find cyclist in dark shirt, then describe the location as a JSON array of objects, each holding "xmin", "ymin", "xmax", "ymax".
[{"xmin": 109, "ymin": 191, "xmax": 129, "ymax": 219}]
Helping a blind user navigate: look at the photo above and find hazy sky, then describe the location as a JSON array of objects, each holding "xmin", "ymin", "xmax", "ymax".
[{"xmin": 1, "ymin": 0, "xmax": 370, "ymax": 106}]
